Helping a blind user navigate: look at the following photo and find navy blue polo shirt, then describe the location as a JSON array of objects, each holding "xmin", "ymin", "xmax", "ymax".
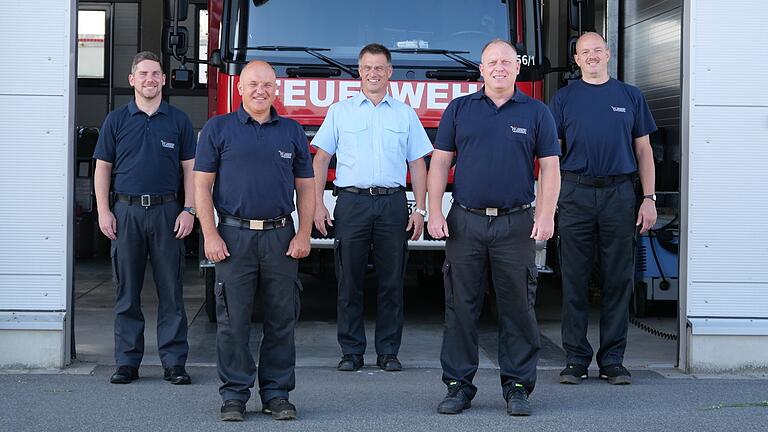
[
  {"xmin": 93, "ymin": 100, "xmax": 196, "ymax": 195},
  {"xmin": 435, "ymin": 88, "xmax": 560, "ymax": 209},
  {"xmin": 548, "ymin": 78, "xmax": 657, "ymax": 176},
  {"xmin": 194, "ymin": 106, "xmax": 314, "ymax": 220}
]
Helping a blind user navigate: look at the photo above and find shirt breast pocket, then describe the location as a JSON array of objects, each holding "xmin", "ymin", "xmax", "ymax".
[{"xmin": 338, "ymin": 124, "xmax": 367, "ymax": 167}]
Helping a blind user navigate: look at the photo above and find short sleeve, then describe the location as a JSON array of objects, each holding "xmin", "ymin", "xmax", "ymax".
[
  {"xmin": 178, "ymin": 112, "xmax": 197, "ymax": 161},
  {"xmin": 311, "ymin": 103, "xmax": 338, "ymax": 155},
  {"xmin": 405, "ymin": 107, "xmax": 433, "ymax": 161},
  {"xmin": 536, "ymin": 104, "xmax": 561, "ymax": 158},
  {"xmin": 291, "ymin": 122, "xmax": 314, "ymax": 178},
  {"xmin": 632, "ymin": 89, "xmax": 657, "ymax": 138},
  {"xmin": 93, "ymin": 112, "xmax": 117, "ymax": 162},
  {"xmin": 193, "ymin": 118, "xmax": 221, "ymax": 172},
  {"xmin": 434, "ymin": 99, "xmax": 458, "ymax": 152}
]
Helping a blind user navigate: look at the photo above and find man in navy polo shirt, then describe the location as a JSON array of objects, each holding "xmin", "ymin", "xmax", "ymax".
[
  {"xmin": 312, "ymin": 43, "xmax": 432, "ymax": 373},
  {"xmin": 194, "ymin": 60, "xmax": 314, "ymax": 422},
  {"xmin": 93, "ymin": 51, "xmax": 196, "ymax": 386},
  {"xmin": 427, "ymin": 39, "xmax": 561, "ymax": 416},
  {"xmin": 549, "ymin": 32, "xmax": 657, "ymax": 386}
]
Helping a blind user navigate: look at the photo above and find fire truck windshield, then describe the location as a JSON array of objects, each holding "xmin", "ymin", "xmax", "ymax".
[{"xmin": 244, "ymin": 0, "xmax": 512, "ymax": 67}]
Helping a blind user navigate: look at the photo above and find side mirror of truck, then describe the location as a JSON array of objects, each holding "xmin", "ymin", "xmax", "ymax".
[
  {"xmin": 171, "ymin": 66, "xmax": 194, "ymax": 89},
  {"xmin": 568, "ymin": 0, "xmax": 596, "ymax": 32},
  {"xmin": 163, "ymin": 25, "xmax": 189, "ymax": 57}
]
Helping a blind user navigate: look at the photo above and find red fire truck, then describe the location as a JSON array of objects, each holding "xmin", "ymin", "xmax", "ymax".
[{"xmin": 165, "ymin": 0, "xmax": 549, "ymax": 321}]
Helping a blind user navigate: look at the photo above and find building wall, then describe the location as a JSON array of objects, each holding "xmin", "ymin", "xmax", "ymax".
[
  {"xmin": 682, "ymin": 0, "xmax": 768, "ymax": 371},
  {"xmin": 0, "ymin": 0, "xmax": 75, "ymax": 368}
]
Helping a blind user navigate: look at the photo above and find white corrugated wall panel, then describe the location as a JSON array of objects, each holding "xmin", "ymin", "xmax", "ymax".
[
  {"xmin": 0, "ymin": 2, "xmax": 69, "ymax": 95},
  {"xmin": 687, "ymin": 1, "xmax": 768, "ymax": 319},
  {"xmin": 0, "ymin": 276, "xmax": 65, "ymax": 310},
  {"xmin": 692, "ymin": 2, "xmax": 768, "ymax": 106}
]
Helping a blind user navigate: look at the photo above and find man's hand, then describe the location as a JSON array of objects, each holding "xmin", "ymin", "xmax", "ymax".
[
  {"xmin": 286, "ymin": 234, "xmax": 311, "ymax": 259},
  {"xmin": 636, "ymin": 199, "xmax": 657, "ymax": 234},
  {"xmin": 427, "ymin": 211, "xmax": 449, "ymax": 240},
  {"xmin": 313, "ymin": 204, "xmax": 333, "ymax": 236},
  {"xmin": 98, "ymin": 210, "xmax": 117, "ymax": 240},
  {"xmin": 174, "ymin": 211, "xmax": 195, "ymax": 239},
  {"xmin": 530, "ymin": 214, "xmax": 555, "ymax": 241},
  {"xmin": 406, "ymin": 212, "xmax": 424, "ymax": 241},
  {"xmin": 204, "ymin": 232, "xmax": 230, "ymax": 263}
]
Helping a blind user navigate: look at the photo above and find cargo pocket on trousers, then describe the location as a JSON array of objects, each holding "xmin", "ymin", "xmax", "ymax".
[
  {"xmin": 442, "ymin": 261, "xmax": 454, "ymax": 308},
  {"xmin": 215, "ymin": 282, "xmax": 230, "ymax": 325},
  {"xmin": 294, "ymin": 279, "xmax": 303, "ymax": 321},
  {"xmin": 526, "ymin": 264, "xmax": 539, "ymax": 310}
]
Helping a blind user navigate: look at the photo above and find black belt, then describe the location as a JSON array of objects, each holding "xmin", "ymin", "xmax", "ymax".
[
  {"xmin": 561, "ymin": 171, "xmax": 634, "ymax": 188},
  {"xmin": 114, "ymin": 193, "xmax": 176, "ymax": 207},
  {"xmin": 219, "ymin": 214, "xmax": 290, "ymax": 231},
  {"xmin": 457, "ymin": 203, "xmax": 531, "ymax": 217},
  {"xmin": 335, "ymin": 186, "xmax": 405, "ymax": 196}
]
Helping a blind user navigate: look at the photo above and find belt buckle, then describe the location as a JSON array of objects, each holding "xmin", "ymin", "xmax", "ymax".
[
  {"xmin": 140, "ymin": 194, "xmax": 151, "ymax": 207},
  {"xmin": 249, "ymin": 219, "xmax": 264, "ymax": 230},
  {"xmin": 485, "ymin": 208, "xmax": 498, "ymax": 216}
]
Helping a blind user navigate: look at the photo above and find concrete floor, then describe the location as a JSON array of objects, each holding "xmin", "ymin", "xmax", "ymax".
[{"xmin": 73, "ymin": 257, "xmax": 677, "ymax": 371}]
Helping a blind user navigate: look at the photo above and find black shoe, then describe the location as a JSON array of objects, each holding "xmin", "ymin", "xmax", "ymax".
[
  {"xmin": 599, "ymin": 364, "xmax": 632, "ymax": 385},
  {"xmin": 559, "ymin": 364, "xmax": 588, "ymax": 385},
  {"xmin": 262, "ymin": 397, "xmax": 297, "ymax": 420},
  {"xmin": 376, "ymin": 354, "xmax": 402, "ymax": 372},
  {"xmin": 109, "ymin": 366, "xmax": 139, "ymax": 384},
  {"xmin": 220, "ymin": 399, "xmax": 246, "ymax": 422},
  {"xmin": 163, "ymin": 366, "xmax": 191, "ymax": 385},
  {"xmin": 337, "ymin": 354, "xmax": 364, "ymax": 371},
  {"xmin": 505, "ymin": 384, "xmax": 532, "ymax": 416},
  {"xmin": 437, "ymin": 382, "xmax": 471, "ymax": 414}
]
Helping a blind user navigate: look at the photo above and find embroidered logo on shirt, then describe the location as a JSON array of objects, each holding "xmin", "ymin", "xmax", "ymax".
[
  {"xmin": 510, "ymin": 126, "xmax": 528, "ymax": 135},
  {"xmin": 161, "ymin": 140, "xmax": 175, "ymax": 149},
  {"xmin": 611, "ymin": 106, "xmax": 627, "ymax": 113},
  {"xmin": 278, "ymin": 150, "xmax": 293, "ymax": 159}
]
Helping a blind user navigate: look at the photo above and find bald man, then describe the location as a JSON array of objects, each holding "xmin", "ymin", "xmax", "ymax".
[
  {"xmin": 194, "ymin": 60, "xmax": 315, "ymax": 421},
  {"xmin": 549, "ymin": 32, "xmax": 657, "ymax": 386}
]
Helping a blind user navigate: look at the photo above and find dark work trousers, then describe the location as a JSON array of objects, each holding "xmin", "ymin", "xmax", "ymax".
[
  {"xmin": 333, "ymin": 190, "xmax": 409, "ymax": 356},
  {"xmin": 111, "ymin": 200, "xmax": 189, "ymax": 368},
  {"xmin": 214, "ymin": 223, "xmax": 301, "ymax": 404},
  {"xmin": 558, "ymin": 178, "xmax": 636, "ymax": 368},
  {"xmin": 440, "ymin": 204, "xmax": 540, "ymax": 397}
]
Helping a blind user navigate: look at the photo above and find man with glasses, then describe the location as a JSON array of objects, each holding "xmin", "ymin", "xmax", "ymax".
[{"xmin": 312, "ymin": 43, "xmax": 433, "ymax": 373}]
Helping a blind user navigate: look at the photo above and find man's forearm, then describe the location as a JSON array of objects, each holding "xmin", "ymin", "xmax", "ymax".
[
  {"xmin": 94, "ymin": 160, "xmax": 113, "ymax": 212},
  {"xmin": 194, "ymin": 173, "xmax": 217, "ymax": 237},
  {"xmin": 408, "ymin": 158, "xmax": 427, "ymax": 209},
  {"xmin": 635, "ymin": 136, "xmax": 656, "ymax": 195},
  {"xmin": 312, "ymin": 151, "xmax": 331, "ymax": 205},
  {"xmin": 181, "ymin": 159, "xmax": 195, "ymax": 208},
  {"xmin": 295, "ymin": 178, "xmax": 316, "ymax": 237},
  {"xmin": 427, "ymin": 152, "xmax": 452, "ymax": 213},
  {"xmin": 536, "ymin": 157, "xmax": 561, "ymax": 219}
]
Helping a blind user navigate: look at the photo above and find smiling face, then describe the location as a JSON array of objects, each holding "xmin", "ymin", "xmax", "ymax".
[
  {"xmin": 237, "ymin": 61, "xmax": 277, "ymax": 119},
  {"xmin": 479, "ymin": 41, "xmax": 520, "ymax": 95},
  {"xmin": 129, "ymin": 59, "xmax": 165, "ymax": 101},
  {"xmin": 358, "ymin": 52, "xmax": 392, "ymax": 98},
  {"xmin": 574, "ymin": 33, "xmax": 611, "ymax": 82}
]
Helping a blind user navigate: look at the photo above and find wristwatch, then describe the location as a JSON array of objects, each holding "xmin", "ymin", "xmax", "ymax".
[
  {"xmin": 413, "ymin": 208, "xmax": 427, "ymax": 217},
  {"xmin": 183, "ymin": 206, "xmax": 197, "ymax": 216},
  {"xmin": 643, "ymin": 194, "xmax": 657, "ymax": 202}
]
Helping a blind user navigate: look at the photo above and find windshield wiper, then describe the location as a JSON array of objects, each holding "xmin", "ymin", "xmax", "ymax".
[
  {"xmin": 390, "ymin": 48, "xmax": 479, "ymax": 70},
  {"xmin": 243, "ymin": 45, "xmax": 359, "ymax": 78}
]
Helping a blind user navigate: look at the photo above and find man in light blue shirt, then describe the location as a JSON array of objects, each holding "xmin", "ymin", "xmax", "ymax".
[{"xmin": 312, "ymin": 43, "xmax": 432, "ymax": 373}]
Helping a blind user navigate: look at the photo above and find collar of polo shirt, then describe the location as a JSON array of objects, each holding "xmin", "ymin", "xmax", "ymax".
[
  {"xmin": 236, "ymin": 105, "xmax": 280, "ymax": 124},
  {"xmin": 128, "ymin": 99, "xmax": 169, "ymax": 116}
]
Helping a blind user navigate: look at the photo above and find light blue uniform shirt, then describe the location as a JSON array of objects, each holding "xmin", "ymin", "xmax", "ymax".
[{"xmin": 312, "ymin": 92, "xmax": 433, "ymax": 188}]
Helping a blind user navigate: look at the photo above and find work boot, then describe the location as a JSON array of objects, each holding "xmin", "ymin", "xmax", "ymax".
[
  {"xmin": 163, "ymin": 365, "xmax": 191, "ymax": 385},
  {"xmin": 109, "ymin": 366, "xmax": 139, "ymax": 384},
  {"xmin": 337, "ymin": 354, "xmax": 364, "ymax": 371},
  {"xmin": 437, "ymin": 382, "xmax": 471, "ymax": 414},
  {"xmin": 219, "ymin": 399, "xmax": 245, "ymax": 421},
  {"xmin": 262, "ymin": 397, "xmax": 297, "ymax": 420},
  {"xmin": 376, "ymin": 354, "xmax": 402, "ymax": 372},
  {"xmin": 599, "ymin": 364, "xmax": 632, "ymax": 385},
  {"xmin": 505, "ymin": 384, "xmax": 532, "ymax": 416},
  {"xmin": 559, "ymin": 363, "xmax": 588, "ymax": 385}
]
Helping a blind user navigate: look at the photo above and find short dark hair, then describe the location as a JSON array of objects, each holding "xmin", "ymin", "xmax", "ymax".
[
  {"xmin": 358, "ymin": 43, "xmax": 391, "ymax": 64},
  {"xmin": 480, "ymin": 39, "xmax": 518, "ymax": 60},
  {"xmin": 131, "ymin": 51, "xmax": 162, "ymax": 74}
]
